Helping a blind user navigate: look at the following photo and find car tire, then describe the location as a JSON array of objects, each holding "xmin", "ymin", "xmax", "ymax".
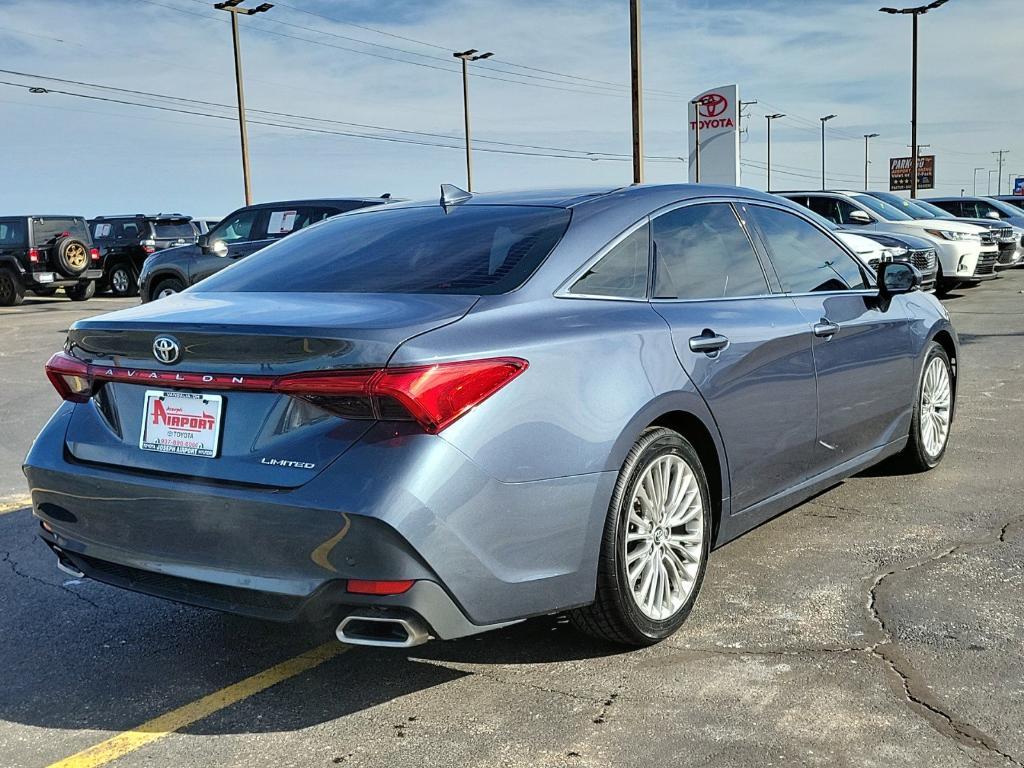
[
  {"xmin": 569, "ymin": 427, "xmax": 711, "ymax": 646},
  {"xmin": 152, "ymin": 277, "xmax": 185, "ymax": 301},
  {"xmin": 0, "ymin": 268, "xmax": 25, "ymax": 307},
  {"xmin": 53, "ymin": 237, "xmax": 90, "ymax": 277},
  {"xmin": 65, "ymin": 280, "xmax": 96, "ymax": 302},
  {"xmin": 898, "ymin": 342, "xmax": 954, "ymax": 472},
  {"xmin": 108, "ymin": 263, "xmax": 139, "ymax": 297}
]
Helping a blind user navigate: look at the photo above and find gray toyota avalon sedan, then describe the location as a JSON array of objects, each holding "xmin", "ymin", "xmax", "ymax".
[{"xmin": 26, "ymin": 184, "xmax": 957, "ymax": 648}]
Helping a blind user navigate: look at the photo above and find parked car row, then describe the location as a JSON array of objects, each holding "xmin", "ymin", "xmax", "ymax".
[{"xmin": 778, "ymin": 190, "xmax": 1024, "ymax": 293}]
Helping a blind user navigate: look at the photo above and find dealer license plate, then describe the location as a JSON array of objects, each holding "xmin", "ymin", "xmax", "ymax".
[{"xmin": 140, "ymin": 390, "xmax": 223, "ymax": 458}]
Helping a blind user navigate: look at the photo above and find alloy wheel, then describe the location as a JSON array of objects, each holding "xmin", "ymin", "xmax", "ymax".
[
  {"xmin": 920, "ymin": 356, "xmax": 951, "ymax": 458},
  {"xmin": 623, "ymin": 454, "xmax": 705, "ymax": 621},
  {"xmin": 112, "ymin": 269, "xmax": 130, "ymax": 294}
]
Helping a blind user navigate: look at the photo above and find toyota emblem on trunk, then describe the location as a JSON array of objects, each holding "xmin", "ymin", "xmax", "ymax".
[{"xmin": 153, "ymin": 335, "xmax": 181, "ymax": 365}]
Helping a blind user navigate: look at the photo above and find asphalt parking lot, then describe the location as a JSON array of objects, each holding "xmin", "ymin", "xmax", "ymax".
[{"xmin": 1, "ymin": 278, "xmax": 1022, "ymax": 768}]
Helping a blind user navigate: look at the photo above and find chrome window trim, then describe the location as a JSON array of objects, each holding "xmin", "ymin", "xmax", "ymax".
[{"xmin": 554, "ymin": 217, "xmax": 651, "ymax": 302}]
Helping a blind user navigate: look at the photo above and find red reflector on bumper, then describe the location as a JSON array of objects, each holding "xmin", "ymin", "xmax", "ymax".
[{"xmin": 346, "ymin": 579, "xmax": 415, "ymax": 596}]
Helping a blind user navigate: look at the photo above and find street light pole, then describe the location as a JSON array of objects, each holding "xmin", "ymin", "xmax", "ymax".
[
  {"xmin": 879, "ymin": 1, "xmax": 949, "ymax": 199},
  {"xmin": 691, "ymin": 99, "xmax": 703, "ymax": 183},
  {"xmin": 215, "ymin": 0, "xmax": 273, "ymax": 206},
  {"xmin": 453, "ymin": 49, "xmax": 493, "ymax": 192},
  {"xmin": 629, "ymin": 0, "xmax": 644, "ymax": 184},
  {"xmin": 992, "ymin": 149, "xmax": 1009, "ymax": 195},
  {"xmin": 766, "ymin": 113, "xmax": 784, "ymax": 193},
  {"xmin": 988, "ymin": 170, "xmax": 996, "ymax": 196},
  {"xmin": 820, "ymin": 114, "xmax": 836, "ymax": 190},
  {"xmin": 973, "ymin": 167, "xmax": 984, "ymax": 196},
  {"xmin": 863, "ymin": 133, "xmax": 879, "ymax": 189}
]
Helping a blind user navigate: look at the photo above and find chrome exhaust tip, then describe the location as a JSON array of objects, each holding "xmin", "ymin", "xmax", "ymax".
[{"xmin": 336, "ymin": 614, "xmax": 431, "ymax": 648}]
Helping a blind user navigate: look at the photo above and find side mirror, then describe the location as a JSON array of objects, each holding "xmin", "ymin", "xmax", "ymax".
[
  {"xmin": 197, "ymin": 233, "xmax": 210, "ymax": 251},
  {"xmin": 848, "ymin": 210, "xmax": 873, "ymax": 225},
  {"xmin": 878, "ymin": 261, "xmax": 920, "ymax": 298},
  {"xmin": 985, "ymin": 210, "xmax": 1001, "ymax": 220},
  {"xmin": 211, "ymin": 239, "xmax": 229, "ymax": 258}
]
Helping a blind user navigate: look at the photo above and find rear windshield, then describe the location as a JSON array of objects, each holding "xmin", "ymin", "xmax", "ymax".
[
  {"xmin": 32, "ymin": 217, "xmax": 90, "ymax": 243},
  {"xmin": 197, "ymin": 205, "xmax": 572, "ymax": 295},
  {"xmin": 153, "ymin": 221, "xmax": 196, "ymax": 239}
]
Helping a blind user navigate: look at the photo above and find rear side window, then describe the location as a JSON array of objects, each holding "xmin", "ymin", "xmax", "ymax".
[
  {"xmin": 92, "ymin": 222, "xmax": 114, "ymax": 240},
  {"xmin": 153, "ymin": 221, "xmax": 195, "ymax": 239},
  {"xmin": 0, "ymin": 220, "xmax": 27, "ymax": 247},
  {"xmin": 569, "ymin": 223, "xmax": 649, "ymax": 299},
  {"xmin": 197, "ymin": 205, "xmax": 572, "ymax": 295},
  {"xmin": 747, "ymin": 205, "xmax": 867, "ymax": 293},
  {"xmin": 32, "ymin": 217, "xmax": 90, "ymax": 243},
  {"xmin": 652, "ymin": 203, "xmax": 769, "ymax": 300}
]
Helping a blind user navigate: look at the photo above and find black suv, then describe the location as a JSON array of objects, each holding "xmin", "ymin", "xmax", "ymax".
[
  {"xmin": 0, "ymin": 215, "xmax": 102, "ymax": 306},
  {"xmin": 138, "ymin": 197, "xmax": 392, "ymax": 302},
  {"xmin": 89, "ymin": 214, "xmax": 198, "ymax": 297}
]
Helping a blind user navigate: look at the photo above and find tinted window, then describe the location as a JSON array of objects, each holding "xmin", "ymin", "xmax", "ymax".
[
  {"xmin": 804, "ymin": 196, "xmax": 840, "ymax": 223},
  {"xmin": 153, "ymin": 221, "xmax": 195, "ymax": 239},
  {"xmin": 210, "ymin": 209, "xmax": 262, "ymax": 243},
  {"xmin": 120, "ymin": 221, "xmax": 143, "ymax": 238},
  {"xmin": 0, "ymin": 220, "xmax": 27, "ymax": 247},
  {"xmin": 748, "ymin": 205, "xmax": 866, "ymax": 292},
  {"xmin": 32, "ymin": 217, "xmax": 90, "ymax": 243},
  {"xmin": 972, "ymin": 200, "xmax": 1005, "ymax": 218},
  {"xmin": 91, "ymin": 222, "xmax": 114, "ymax": 240},
  {"xmin": 264, "ymin": 207, "xmax": 339, "ymax": 240},
  {"xmin": 569, "ymin": 222, "xmax": 649, "ymax": 299},
  {"xmin": 850, "ymin": 194, "xmax": 913, "ymax": 221},
  {"xmin": 197, "ymin": 205, "xmax": 572, "ymax": 295},
  {"xmin": 927, "ymin": 200, "xmax": 960, "ymax": 216},
  {"xmin": 652, "ymin": 203, "xmax": 769, "ymax": 300}
]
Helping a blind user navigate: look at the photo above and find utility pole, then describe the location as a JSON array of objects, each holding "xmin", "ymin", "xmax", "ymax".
[
  {"xmin": 766, "ymin": 113, "xmax": 785, "ymax": 193},
  {"xmin": 973, "ymin": 167, "xmax": 984, "ymax": 196},
  {"xmin": 880, "ymin": 1, "xmax": 948, "ymax": 198},
  {"xmin": 691, "ymin": 99, "xmax": 703, "ymax": 183},
  {"xmin": 629, "ymin": 0, "xmax": 644, "ymax": 184},
  {"xmin": 864, "ymin": 133, "xmax": 879, "ymax": 189},
  {"xmin": 820, "ymin": 114, "xmax": 836, "ymax": 190},
  {"xmin": 453, "ymin": 49, "xmax": 493, "ymax": 192},
  {"xmin": 215, "ymin": 0, "xmax": 273, "ymax": 206},
  {"xmin": 992, "ymin": 150, "xmax": 1009, "ymax": 195}
]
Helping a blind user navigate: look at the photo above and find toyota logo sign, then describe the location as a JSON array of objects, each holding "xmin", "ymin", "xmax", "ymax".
[
  {"xmin": 698, "ymin": 93, "xmax": 728, "ymax": 118},
  {"xmin": 153, "ymin": 335, "xmax": 181, "ymax": 365}
]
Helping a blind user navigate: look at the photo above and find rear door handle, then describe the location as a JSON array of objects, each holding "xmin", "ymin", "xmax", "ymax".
[
  {"xmin": 813, "ymin": 319, "xmax": 840, "ymax": 338},
  {"xmin": 688, "ymin": 331, "xmax": 730, "ymax": 354}
]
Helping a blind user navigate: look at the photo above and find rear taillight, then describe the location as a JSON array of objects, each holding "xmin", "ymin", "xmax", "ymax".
[
  {"xmin": 44, "ymin": 353, "xmax": 527, "ymax": 433},
  {"xmin": 89, "ymin": 247, "xmax": 101, "ymax": 261},
  {"xmin": 28, "ymin": 248, "xmax": 40, "ymax": 264},
  {"xmin": 141, "ymin": 239, "xmax": 156, "ymax": 254}
]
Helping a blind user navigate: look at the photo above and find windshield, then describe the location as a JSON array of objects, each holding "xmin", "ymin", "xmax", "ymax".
[
  {"xmin": 850, "ymin": 194, "xmax": 914, "ymax": 221},
  {"xmin": 153, "ymin": 221, "xmax": 196, "ymax": 239},
  {"xmin": 868, "ymin": 192, "xmax": 937, "ymax": 219},
  {"xmin": 987, "ymin": 198, "xmax": 1024, "ymax": 218},
  {"xmin": 907, "ymin": 199, "xmax": 953, "ymax": 218},
  {"xmin": 197, "ymin": 204, "xmax": 573, "ymax": 295}
]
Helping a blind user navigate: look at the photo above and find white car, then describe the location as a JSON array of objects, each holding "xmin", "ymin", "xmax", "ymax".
[{"xmin": 781, "ymin": 191, "xmax": 999, "ymax": 291}]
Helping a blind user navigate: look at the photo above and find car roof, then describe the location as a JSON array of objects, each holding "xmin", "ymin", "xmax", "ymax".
[
  {"xmin": 243, "ymin": 197, "xmax": 396, "ymax": 209},
  {"xmin": 1, "ymin": 215, "xmax": 88, "ymax": 220},
  {"xmin": 91, "ymin": 213, "xmax": 191, "ymax": 220},
  {"xmin": 428, "ymin": 184, "xmax": 787, "ymax": 210}
]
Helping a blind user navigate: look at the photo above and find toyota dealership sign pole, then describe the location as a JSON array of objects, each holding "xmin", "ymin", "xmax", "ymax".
[{"xmin": 688, "ymin": 85, "xmax": 740, "ymax": 185}]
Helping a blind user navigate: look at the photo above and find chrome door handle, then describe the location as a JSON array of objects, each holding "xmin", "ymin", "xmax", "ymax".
[
  {"xmin": 689, "ymin": 332, "xmax": 729, "ymax": 354},
  {"xmin": 813, "ymin": 320, "xmax": 840, "ymax": 338}
]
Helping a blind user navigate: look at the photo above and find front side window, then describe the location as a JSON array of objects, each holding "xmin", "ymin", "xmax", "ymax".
[
  {"xmin": 652, "ymin": 203, "xmax": 769, "ymax": 300},
  {"xmin": 569, "ymin": 222, "xmax": 649, "ymax": 299},
  {"xmin": 197, "ymin": 205, "xmax": 572, "ymax": 295},
  {"xmin": 804, "ymin": 196, "xmax": 840, "ymax": 224},
  {"xmin": 747, "ymin": 205, "xmax": 867, "ymax": 293},
  {"xmin": 210, "ymin": 209, "xmax": 262, "ymax": 243}
]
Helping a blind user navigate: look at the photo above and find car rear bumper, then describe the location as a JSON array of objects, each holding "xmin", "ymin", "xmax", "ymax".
[
  {"xmin": 24, "ymin": 409, "xmax": 611, "ymax": 633},
  {"xmin": 27, "ymin": 269, "xmax": 103, "ymax": 287}
]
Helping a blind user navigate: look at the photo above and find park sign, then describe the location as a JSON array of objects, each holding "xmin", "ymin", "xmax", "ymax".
[
  {"xmin": 688, "ymin": 84, "xmax": 740, "ymax": 185},
  {"xmin": 889, "ymin": 155, "xmax": 935, "ymax": 191}
]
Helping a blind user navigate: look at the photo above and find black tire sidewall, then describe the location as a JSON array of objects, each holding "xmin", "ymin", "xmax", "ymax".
[
  {"xmin": 0, "ymin": 269, "xmax": 24, "ymax": 306},
  {"xmin": 609, "ymin": 429, "xmax": 712, "ymax": 642},
  {"xmin": 109, "ymin": 264, "xmax": 137, "ymax": 297},
  {"xmin": 153, "ymin": 278, "xmax": 184, "ymax": 300}
]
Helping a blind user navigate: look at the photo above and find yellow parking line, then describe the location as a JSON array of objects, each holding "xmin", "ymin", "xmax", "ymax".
[
  {"xmin": 0, "ymin": 496, "xmax": 32, "ymax": 515},
  {"xmin": 48, "ymin": 641, "xmax": 350, "ymax": 768}
]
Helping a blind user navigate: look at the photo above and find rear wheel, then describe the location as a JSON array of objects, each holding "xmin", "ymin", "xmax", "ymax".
[
  {"xmin": 152, "ymin": 277, "xmax": 184, "ymax": 300},
  {"xmin": 108, "ymin": 263, "xmax": 138, "ymax": 297},
  {"xmin": 898, "ymin": 342, "xmax": 953, "ymax": 471},
  {"xmin": 570, "ymin": 427, "xmax": 711, "ymax": 646},
  {"xmin": 0, "ymin": 268, "xmax": 24, "ymax": 306},
  {"xmin": 65, "ymin": 280, "xmax": 96, "ymax": 302}
]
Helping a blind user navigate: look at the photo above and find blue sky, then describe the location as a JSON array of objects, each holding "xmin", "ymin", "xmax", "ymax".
[{"xmin": 1, "ymin": 0, "xmax": 1020, "ymax": 216}]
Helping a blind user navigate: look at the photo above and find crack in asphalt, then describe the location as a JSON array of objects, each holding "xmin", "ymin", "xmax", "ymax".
[
  {"xmin": 864, "ymin": 512, "xmax": 1024, "ymax": 767},
  {"xmin": 0, "ymin": 547, "xmax": 107, "ymax": 612}
]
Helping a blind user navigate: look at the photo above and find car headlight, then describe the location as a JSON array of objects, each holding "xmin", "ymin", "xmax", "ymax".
[
  {"xmin": 924, "ymin": 229, "xmax": 981, "ymax": 242},
  {"xmin": 887, "ymin": 246, "xmax": 909, "ymax": 258}
]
